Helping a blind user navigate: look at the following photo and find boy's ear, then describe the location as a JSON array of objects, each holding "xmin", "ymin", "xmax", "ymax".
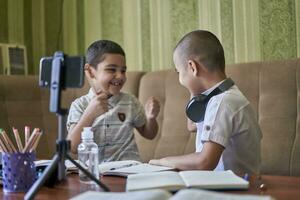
[
  {"xmin": 84, "ymin": 63, "xmax": 95, "ymax": 79},
  {"xmin": 84, "ymin": 63, "xmax": 97, "ymax": 92},
  {"xmin": 188, "ymin": 59, "xmax": 200, "ymax": 76}
]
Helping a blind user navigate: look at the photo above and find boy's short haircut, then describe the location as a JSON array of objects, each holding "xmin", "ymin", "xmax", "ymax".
[
  {"xmin": 174, "ymin": 30, "xmax": 225, "ymax": 73},
  {"xmin": 86, "ymin": 40, "xmax": 125, "ymax": 68}
]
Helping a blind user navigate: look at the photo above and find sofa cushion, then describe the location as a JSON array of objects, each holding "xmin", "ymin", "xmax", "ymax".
[{"xmin": 136, "ymin": 70, "xmax": 196, "ymax": 162}]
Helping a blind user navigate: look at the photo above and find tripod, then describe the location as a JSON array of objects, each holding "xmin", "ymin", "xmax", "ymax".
[{"xmin": 25, "ymin": 52, "xmax": 110, "ymax": 200}]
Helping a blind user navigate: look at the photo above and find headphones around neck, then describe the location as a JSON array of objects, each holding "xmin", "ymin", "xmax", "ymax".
[{"xmin": 186, "ymin": 78, "xmax": 235, "ymax": 123}]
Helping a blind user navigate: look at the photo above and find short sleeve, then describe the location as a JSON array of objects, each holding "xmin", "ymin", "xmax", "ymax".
[
  {"xmin": 66, "ymin": 99, "xmax": 85, "ymax": 131},
  {"xmin": 131, "ymin": 96, "xmax": 146, "ymax": 128},
  {"xmin": 200, "ymin": 95, "xmax": 234, "ymax": 147}
]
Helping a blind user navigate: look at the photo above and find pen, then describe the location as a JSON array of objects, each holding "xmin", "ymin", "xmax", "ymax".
[
  {"xmin": 243, "ymin": 173, "xmax": 249, "ymax": 181},
  {"xmin": 110, "ymin": 163, "xmax": 137, "ymax": 170}
]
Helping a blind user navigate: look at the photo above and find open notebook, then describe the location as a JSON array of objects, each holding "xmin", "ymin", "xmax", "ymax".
[
  {"xmin": 98, "ymin": 160, "xmax": 174, "ymax": 177},
  {"xmin": 126, "ymin": 170, "xmax": 249, "ymax": 192},
  {"xmin": 35, "ymin": 160, "xmax": 78, "ymax": 173},
  {"xmin": 70, "ymin": 189, "xmax": 274, "ymax": 200},
  {"xmin": 34, "ymin": 160, "xmax": 174, "ymax": 177}
]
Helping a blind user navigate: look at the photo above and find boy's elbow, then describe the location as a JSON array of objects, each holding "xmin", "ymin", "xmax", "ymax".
[
  {"xmin": 69, "ymin": 140, "xmax": 78, "ymax": 154},
  {"xmin": 194, "ymin": 155, "xmax": 218, "ymax": 170},
  {"xmin": 70, "ymin": 145, "xmax": 78, "ymax": 154}
]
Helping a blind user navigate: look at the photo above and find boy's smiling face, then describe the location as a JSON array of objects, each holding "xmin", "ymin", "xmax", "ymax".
[{"xmin": 91, "ymin": 53, "xmax": 127, "ymax": 95}]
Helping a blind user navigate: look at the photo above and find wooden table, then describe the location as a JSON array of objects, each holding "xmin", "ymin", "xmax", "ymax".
[{"xmin": 1, "ymin": 174, "xmax": 300, "ymax": 200}]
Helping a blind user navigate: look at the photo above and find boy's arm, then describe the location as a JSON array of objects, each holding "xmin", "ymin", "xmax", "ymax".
[
  {"xmin": 67, "ymin": 114, "xmax": 95, "ymax": 153},
  {"xmin": 187, "ymin": 119, "xmax": 197, "ymax": 132},
  {"xmin": 136, "ymin": 96, "xmax": 160, "ymax": 140},
  {"xmin": 149, "ymin": 141, "xmax": 224, "ymax": 170},
  {"xmin": 136, "ymin": 117, "xmax": 159, "ymax": 140},
  {"xmin": 67, "ymin": 91, "xmax": 109, "ymax": 153}
]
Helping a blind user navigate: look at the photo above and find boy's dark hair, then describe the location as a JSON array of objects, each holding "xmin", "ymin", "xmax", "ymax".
[
  {"xmin": 86, "ymin": 40, "xmax": 125, "ymax": 68},
  {"xmin": 174, "ymin": 30, "xmax": 225, "ymax": 73}
]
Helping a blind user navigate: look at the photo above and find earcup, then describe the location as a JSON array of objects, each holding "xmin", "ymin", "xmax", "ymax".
[
  {"xmin": 185, "ymin": 78, "xmax": 235, "ymax": 123},
  {"xmin": 186, "ymin": 95, "xmax": 207, "ymax": 123}
]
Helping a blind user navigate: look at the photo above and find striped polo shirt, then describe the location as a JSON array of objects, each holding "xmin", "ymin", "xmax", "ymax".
[{"xmin": 67, "ymin": 88, "xmax": 146, "ymax": 162}]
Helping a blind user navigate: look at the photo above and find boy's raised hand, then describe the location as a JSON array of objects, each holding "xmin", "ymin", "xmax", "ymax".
[
  {"xmin": 84, "ymin": 64, "xmax": 111, "ymax": 119},
  {"xmin": 85, "ymin": 90, "xmax": 110, "ymax": 120},
  {"xmin": 145, "ymin": 96, "xmax": 160, "ymax": 119}
]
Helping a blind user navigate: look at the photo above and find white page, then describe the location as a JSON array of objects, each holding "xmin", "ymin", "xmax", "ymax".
[
  {"xmin": 65, "ymin": 160, "xmax": 77, "ymax": 171},
  {"xmin": 70, "ymin": 189, "xmax": 171, "ymax": 200},
  {"xmin": 98, "ymin": 160, "xmax": 142, "ymax": 174},
  {"xmin": 34, "ymin": 159, "xmax": 52, "ymax": 166},
  {"xmin": 126, "ymin": 171, "xmax": 185, "ymax": 192},
  {"xmin": 170, "ymin": 189, "xmax": 274, "ymax": 200},
  {"xmin": 106, "ymin": 163, "xmax": 173, "ymax": 174},
  {"xmin": 179, "ymin": 170, "xmax": 249, "ymax": 189},
  {"xmin": 35, "ymin": 160, "xmax": 77, "ymax": 171}
]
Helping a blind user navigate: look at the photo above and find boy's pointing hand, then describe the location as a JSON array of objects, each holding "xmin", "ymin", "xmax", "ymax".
[{"xmin": 85, "ymin": 90, "xmax": 111, "ymax": 120}]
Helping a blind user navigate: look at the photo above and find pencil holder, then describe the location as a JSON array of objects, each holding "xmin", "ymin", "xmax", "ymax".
[{"xmin": 2, "ymin": 152, "xmax": 36, "ymax": 193}]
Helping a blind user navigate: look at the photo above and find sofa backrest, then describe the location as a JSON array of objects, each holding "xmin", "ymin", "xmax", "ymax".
[
  {"xmin": 136, "ymin": 58, "xmax": 300, "ymax": 176},
  {"xmin": 1, "ymin": 58, "xmax": 299, "ymax": 176}
]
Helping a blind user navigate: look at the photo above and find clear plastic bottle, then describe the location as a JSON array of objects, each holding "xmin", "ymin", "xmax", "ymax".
[{"xmin": 78, "ymin": 127, "xmax": 99, "ymax": 184}]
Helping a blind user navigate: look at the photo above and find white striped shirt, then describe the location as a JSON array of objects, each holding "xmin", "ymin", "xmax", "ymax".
[{"xmin": 67, "ymin": 89, "xmax": 146, "ymax": 162}]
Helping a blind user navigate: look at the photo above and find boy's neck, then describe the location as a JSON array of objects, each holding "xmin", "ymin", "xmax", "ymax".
[{"xmin": 202, "ymin": 72, "xmax": 227, "ymax": 91}]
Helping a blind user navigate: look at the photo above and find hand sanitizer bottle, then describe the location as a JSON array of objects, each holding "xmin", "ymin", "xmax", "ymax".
[{"xmin": 78, "ymin": 127, "xmax": 99, "ymax": 184}]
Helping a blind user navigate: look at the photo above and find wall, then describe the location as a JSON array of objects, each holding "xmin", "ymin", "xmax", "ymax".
[{"xmin": 0, "ymin": 0, "xmax": 299, "ymax": 74}]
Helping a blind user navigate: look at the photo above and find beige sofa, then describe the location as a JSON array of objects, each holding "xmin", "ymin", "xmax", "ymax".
[{"xmin": 0, "ymin": 58, "xmax": 299, "ymax": 176}]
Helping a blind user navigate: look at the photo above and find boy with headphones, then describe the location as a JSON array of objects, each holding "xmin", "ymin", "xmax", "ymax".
[{"xmin": 149, "ymin": 30, "xmax": 262, "ymax": 174}]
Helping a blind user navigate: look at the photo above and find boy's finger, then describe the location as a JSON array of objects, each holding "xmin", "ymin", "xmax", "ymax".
[{"xmin": 96, "ymin": 90, "xmax": 112, "ymax": 99}]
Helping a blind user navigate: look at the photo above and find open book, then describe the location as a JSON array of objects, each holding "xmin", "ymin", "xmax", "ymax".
[
  {"xmin": 34, "ymin": 160, "xmax": 173, "ymax": 177},
  {"xmin": 34, "ymin": 160, "xmax": 78, "ymax": 173},
  {"xmin": 126, "ymin": 170, "xmax": 249, "ymax": 192},
  {"xmin": 98, "ymin": 160, "xmax": 174, "ymax": 177},
  {"xmin": 70, "ymin": 189, "xmax": 274, "ymax": 200}
]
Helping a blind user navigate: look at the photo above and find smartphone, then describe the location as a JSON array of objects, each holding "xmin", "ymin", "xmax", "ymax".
[{"xmin": 39, "ymin": 55, "xmax": 85, "ymax": 88}]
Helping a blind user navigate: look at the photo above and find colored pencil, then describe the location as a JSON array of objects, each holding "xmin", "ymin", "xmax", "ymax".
[{"xmin": 12, "ymin": 127, "xmax": 24, "ymax": 152}]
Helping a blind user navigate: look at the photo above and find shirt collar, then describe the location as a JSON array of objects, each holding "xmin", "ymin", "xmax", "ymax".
[{"xmin": 202, "ymin": 79, "xmax": 226, "ymax": 96}]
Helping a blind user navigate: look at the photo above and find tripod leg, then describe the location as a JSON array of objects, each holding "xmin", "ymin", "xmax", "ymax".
[
  {"xmin": 66, "ymin": 154, "xmax": 110, "ymax": 191},
  {"xmin": 24, "ymin": 154, "xmax": 60, "ymax": 200}
]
